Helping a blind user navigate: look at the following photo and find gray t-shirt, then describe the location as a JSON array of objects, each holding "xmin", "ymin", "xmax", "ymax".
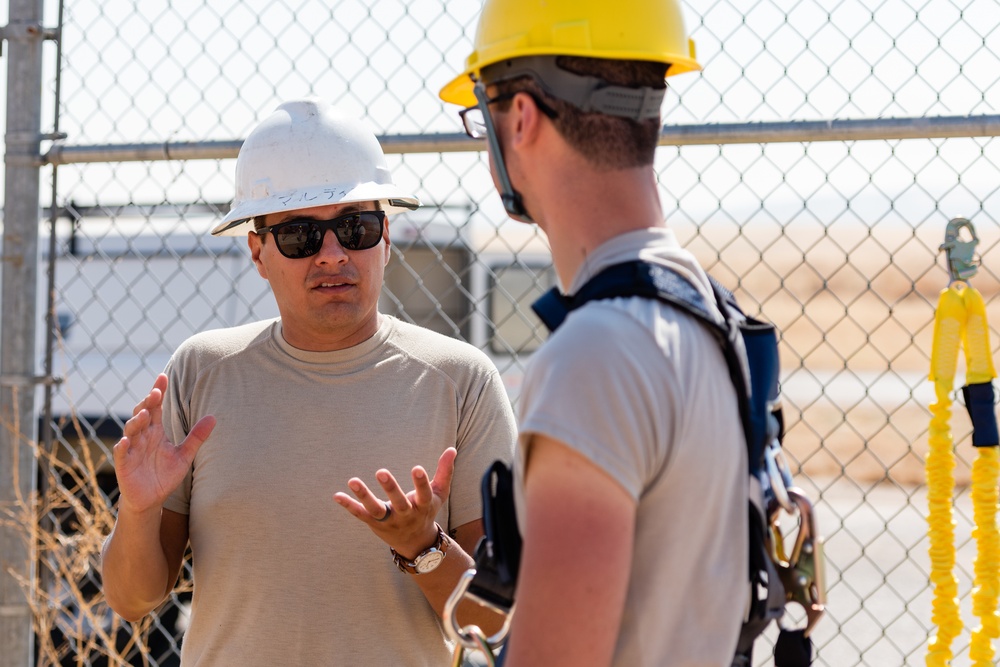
[
  {"xmin": 516, "ymin": 228, "xmax": 748, "ymax": 667},
  {"xmin": 162, "ymin": 315, "xmax": 516, "ymax": 666}
]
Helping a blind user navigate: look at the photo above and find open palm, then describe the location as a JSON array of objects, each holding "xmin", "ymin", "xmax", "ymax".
[{"xmin": 112, "ymin": 373, "xmax": 216, "ymax": 514}]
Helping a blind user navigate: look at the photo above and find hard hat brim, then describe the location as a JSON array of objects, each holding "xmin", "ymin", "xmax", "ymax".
[
  {"xmin": 439, "ymin": 51, "xmax": 702, "ymax": 108},
  {"xmin": 212, "ymin": 183, "xmax": 420, "ymax": 236}
]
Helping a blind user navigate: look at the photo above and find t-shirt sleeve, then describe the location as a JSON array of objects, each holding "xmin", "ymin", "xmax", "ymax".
[
  {"xmin": 517, "ymin": 303, "xmax": 678, "ymax": 500},
  {"xmin": 448, "ymin": 364, "xmax": 517, "ymax": 529},
  {"xmin": 161, "ymin": 354, "xmax": 194, "ymax": 515}
]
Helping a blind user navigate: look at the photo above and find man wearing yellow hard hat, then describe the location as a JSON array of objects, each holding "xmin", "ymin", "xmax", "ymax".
[{"xmin": 441, "ymin": 2, "xmax": 750, "ymax": 666}]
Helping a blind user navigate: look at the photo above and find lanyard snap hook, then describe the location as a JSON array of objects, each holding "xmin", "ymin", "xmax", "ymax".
[{"xmin": 940, "ymin": 217, "xmax": 980, "ymax": 284}]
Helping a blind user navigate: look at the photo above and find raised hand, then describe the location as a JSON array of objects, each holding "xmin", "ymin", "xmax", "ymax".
[
  {"xmin": 333, "ymin": 447, "xmax": 457, "ymax": 557},
  {"xmin": 112, "ymin": 373, "xmax": 216, "ymax": 515}
]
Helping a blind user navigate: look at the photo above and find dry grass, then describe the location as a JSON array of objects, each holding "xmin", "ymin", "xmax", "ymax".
[{"xmin": 0, "ymin": 411, "xmax": 187, "ymax": 666}]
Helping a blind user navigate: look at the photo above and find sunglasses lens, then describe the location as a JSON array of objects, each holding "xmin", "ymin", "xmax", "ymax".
[
  {"xmin": 335, "ymin": 213, "xmax": 384, "ymax": 251},
  {"xmin": 274, "ymin": 223, "xmax": 322, "ymax": 258},
  {"xmin": 270, "ymin": 212, "xmax": 384, "ymax": 258}
]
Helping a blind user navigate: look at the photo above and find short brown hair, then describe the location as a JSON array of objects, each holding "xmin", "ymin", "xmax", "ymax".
[{"xmin": 487, "ymin": 57, "xmax": 667, "ymax": 170}]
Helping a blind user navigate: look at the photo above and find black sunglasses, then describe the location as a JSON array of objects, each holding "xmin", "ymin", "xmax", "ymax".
[{"xmin": 254, "ymin": 211, "xmax": 386, "ymax": 258}]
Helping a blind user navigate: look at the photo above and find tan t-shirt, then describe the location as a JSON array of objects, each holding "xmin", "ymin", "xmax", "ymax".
[
  {"xmin": 516, "ymin": 228, "xmax": 749, "ymax": 667},
  {"xmin": 162, "ymin": 315, "xmax": 516, "ymax": 666}
]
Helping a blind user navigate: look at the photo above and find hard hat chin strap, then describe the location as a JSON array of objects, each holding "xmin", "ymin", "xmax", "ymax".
[
  {"xmin": 473, "ymin": 82, "xmax": 534, "ymax": 223},
  {"xmin": 481, "ymin": 55, "xmax": 666, "ymax": 121}
]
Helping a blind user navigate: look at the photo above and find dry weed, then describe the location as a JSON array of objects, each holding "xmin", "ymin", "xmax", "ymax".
[{"xmin": 1, "ymin": 410, "xmax": 189, "ymax": 666}]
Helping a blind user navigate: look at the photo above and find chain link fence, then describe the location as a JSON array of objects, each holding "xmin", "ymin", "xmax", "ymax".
[{"xmin": 2, "ymin": 1, "xmax": 1000, "ymax": 665}]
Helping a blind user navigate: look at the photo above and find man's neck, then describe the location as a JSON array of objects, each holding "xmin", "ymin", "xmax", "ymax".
[
  {"xmin": 279, "ymin": 312, "xmax": 382, "ymax": 352},
  {"xmin": 536, "ymin": 165, "xmax": 665, "ymax": 292}
]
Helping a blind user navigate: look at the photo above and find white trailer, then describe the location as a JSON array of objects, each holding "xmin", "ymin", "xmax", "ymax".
[{"xmin": 383, "ymin": 205, "xmax": 555, "ymax": 400}]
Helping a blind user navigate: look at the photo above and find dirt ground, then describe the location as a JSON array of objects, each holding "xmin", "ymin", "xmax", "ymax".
[{"xmin": 670, "ymin": 216, "xmax": 1000, "ymax": 486}]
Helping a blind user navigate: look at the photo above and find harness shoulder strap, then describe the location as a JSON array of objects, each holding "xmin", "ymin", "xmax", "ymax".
[
  {"xmin": 532, "ymin": 260, "xmax": 725, "ymax": 334},
  {"xmin": 532, "ymin": 261, "xmax": 758, "ymax": 456}
]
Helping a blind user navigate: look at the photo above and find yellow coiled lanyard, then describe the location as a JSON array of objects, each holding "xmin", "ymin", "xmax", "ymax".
[{"xmin": 927, "ymin": 217, "xmax": 1000, "ymax": 667}]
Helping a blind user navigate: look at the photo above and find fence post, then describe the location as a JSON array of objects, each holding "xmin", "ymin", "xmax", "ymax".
[{"xmin": 0, "ymin": 0, "xmax": 46, "ymax": 665}]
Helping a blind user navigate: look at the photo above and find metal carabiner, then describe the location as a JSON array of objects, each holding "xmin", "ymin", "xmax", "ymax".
[
  {"xmin": 444, "ymin": 569, "xmax": 516, "ymax": 652},
  {"xmin": 770, "ymin": 488, "xmax": 827, "ymax": 636},
  {"xmin": 764, "ymin": 439, "xmax": 795, "ymax": 514},
  {"xmin": 940, "ymin": 217, "xmax": 980, "ymax": 284}
]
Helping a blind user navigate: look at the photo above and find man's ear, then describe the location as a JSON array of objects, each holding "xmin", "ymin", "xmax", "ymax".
[
  {"xmin": 510, "ymin": 91, "xmax": 543, "ymax": 148},
  {"xmin": 248, "ymin": 232, "xmax": 268, "ymax": 279}
]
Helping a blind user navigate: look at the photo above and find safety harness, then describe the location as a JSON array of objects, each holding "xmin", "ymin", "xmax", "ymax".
[
  {"xmin": 445, "ymin": 260, "xmax": 825, "ymax": 666},
  {"xmin": 926, "ymin": 218, "xmax": 1000, "ymax": 667}
]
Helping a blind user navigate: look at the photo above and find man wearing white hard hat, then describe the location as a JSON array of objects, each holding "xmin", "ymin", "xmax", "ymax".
[{"xmin": 101, "ymin": 98, "xmax": 516, "ymax": 665}]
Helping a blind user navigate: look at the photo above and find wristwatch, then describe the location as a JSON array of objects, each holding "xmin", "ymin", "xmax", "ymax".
[{"xmin": 391, "ymin": 524, "xmax": 449, "ymax": 574}]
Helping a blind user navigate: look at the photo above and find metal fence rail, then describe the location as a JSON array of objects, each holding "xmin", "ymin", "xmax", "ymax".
[
  {"xmin": 3, "ymin": 1, "xmax": 1000, "ymax": 666},
  {"xmin": 41, "ymin": 114, "xmax": 1000, "ymax": 165}
]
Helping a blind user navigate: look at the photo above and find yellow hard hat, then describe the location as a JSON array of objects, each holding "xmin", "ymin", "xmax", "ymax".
[{"xmin": 439, "ymin": 0, "xmax": 701, "ymax": 107}]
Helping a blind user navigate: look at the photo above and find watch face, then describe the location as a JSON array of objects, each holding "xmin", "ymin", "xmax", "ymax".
[{"xmin": 414, "ymin": 549, "xmax": 445, "ymax": 574}]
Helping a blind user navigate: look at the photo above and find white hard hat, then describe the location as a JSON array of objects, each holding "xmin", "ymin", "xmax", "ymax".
[{"xmin": 212, "ymin": 98, "xmax": 420, "ymax": 236}]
